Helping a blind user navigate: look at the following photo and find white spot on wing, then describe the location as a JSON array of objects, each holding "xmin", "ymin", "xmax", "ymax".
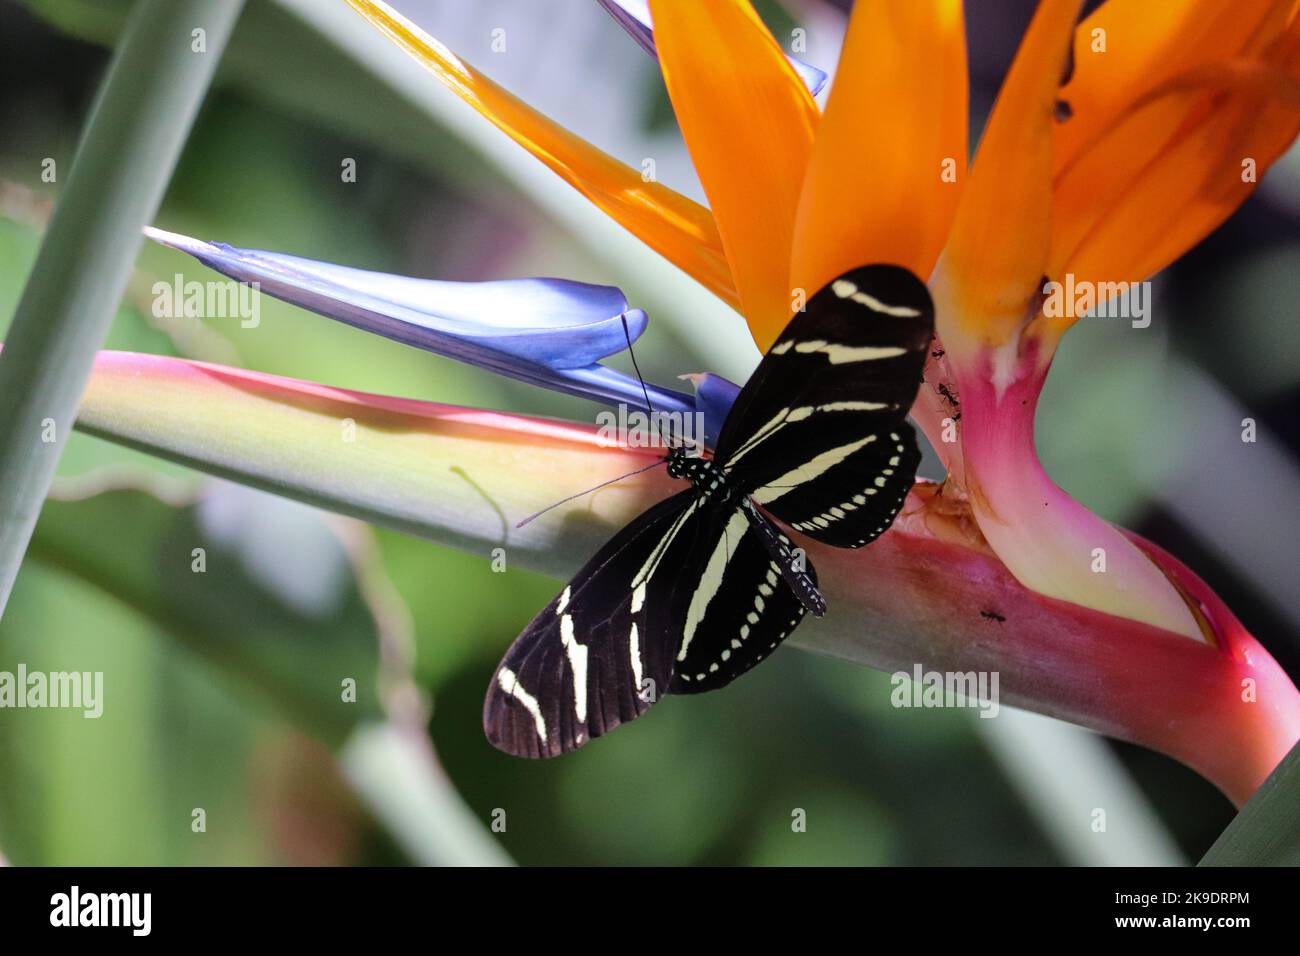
[
  {"xmin": 497, "ymin": 667, "xmax": 547, "ymax": 743},
  {"xmin": 817, "ymin": 401, "xmax": 890, "ymax": 412},
  {"xmin": 793, "ymin": 339, "xmax": 908, "ymax": 364},
  {"xmin": 629, "ymin": 623, "xmax": 643, "ymax": 695},
  {"xmin": 831, "ymin": 279, "xmax": 923, "ymax": 317},
  {"xmin": 726, "ymin": 408, "xmax": 790, "ymax": 467},
  {"xmin": 632, "ymin": 500, "xmax": 699, "ymax": 593},
  {"xmin": 752, "ymin": 435, "xmax": 878, "ymax": 504},
  {"xmin": 678, "ymin": 510, "xmax": 749, "ymax": 662},
  {"xmin": 560, "ymin": 614, "xmax": 588, "ymax": 724}
]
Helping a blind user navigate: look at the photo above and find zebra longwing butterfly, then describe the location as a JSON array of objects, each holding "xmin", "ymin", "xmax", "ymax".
[{"xmin": 485, "ymin": 265, "xmax": 934, "ymax": 757}]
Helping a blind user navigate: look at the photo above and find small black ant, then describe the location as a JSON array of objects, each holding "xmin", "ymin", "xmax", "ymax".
[{"xmin": 936, "ymin": 382, "xmax": 961, "ymax": 419}]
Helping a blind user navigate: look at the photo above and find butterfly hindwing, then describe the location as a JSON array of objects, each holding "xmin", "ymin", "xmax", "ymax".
[
  {"xmin": 748, "ymin": 421, "xmax": 921, "ymax": 548},
  {"xmin": 717, "ymin": 264, "xmax": 933, "ymax": 548},
  {"xmin": 668, "ymin": 501, "xmax": 817, "ymax": 694},
  {"xmin": 484, "ymin": 489, "xmax": 703, "ymax": 758}
]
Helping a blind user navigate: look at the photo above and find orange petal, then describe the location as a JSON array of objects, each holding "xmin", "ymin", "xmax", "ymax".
[
  {"xmin": 344, "ymin": 0, "xmax": 739, "ymax": 310},
  {"xmin": 791, "ymin": 0, "xmax": 967, "ymax": 295},
  {"xmin": 921, "ymin": 2, "xmax": 1206, "ymax": 644},
  {"xmin": 1054, "ymin": 0, "xmax": 1295, "ymax": 172},
  {"xmin": 1049, "ymin": 18, "xmax": 1300, "ymax": 311},
  {"xmin": 649, "ymin": 0, "xmax": 819, "ymax": 350},
  {"xmin": 932, "ymin": 0, "xmax": 1082, "ymax": 351}
]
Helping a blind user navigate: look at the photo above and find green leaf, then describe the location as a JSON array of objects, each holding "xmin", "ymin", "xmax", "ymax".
[
  {"xmin": 1, "ymin": 478, "xmax": 511, "ymax": 865},
  {"xmin": 0, "ymin": 0, "xmax": 244, "ymax": 615},
  {"xmin": 1200, "ymin": 739, "xmax": 1300, "ymax": 866},
  {"xmin": 30, "ymin": 482, "xmax": 385, "ymax": 742}
]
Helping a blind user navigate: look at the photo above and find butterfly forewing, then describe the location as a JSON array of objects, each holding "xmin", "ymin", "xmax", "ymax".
[
  {"xmin": 718, "ymin": 265, "xmax": 934, "ymax": 548},
  {"xmin": 484, "ymin": 490, "xmax": 702, "ymax": 757}
]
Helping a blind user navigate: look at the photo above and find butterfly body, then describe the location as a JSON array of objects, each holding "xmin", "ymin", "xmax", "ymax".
[
  {"xmin": 485, "ymin": 265, "xmax": 935, "ymax": 758},
  {"xmin": 664, "ymin": 447, "xmax": 818, "ymax": 607},
  {"xmin": 664, "ymin": 446, "xmax": 738, "ymax": 503}
]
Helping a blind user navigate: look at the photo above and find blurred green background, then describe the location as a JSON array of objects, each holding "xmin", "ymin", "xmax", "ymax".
[{"xmin": 0, "ymin": 0, "xmax": 1296, "ymax": 865}]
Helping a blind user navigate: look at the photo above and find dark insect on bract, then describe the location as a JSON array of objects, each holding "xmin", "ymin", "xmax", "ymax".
[{"xmin": 484, "ymin": 265, "xmax": 935, "ymax": 758}]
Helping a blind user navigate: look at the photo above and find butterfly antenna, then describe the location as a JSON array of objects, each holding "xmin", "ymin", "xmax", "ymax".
[
  {"xmin": 623, "ymin": 311, "xmax": 683, "ymax": 452},
  {"xmin": 515, "ymin": 458, "xmax": 668, "ymax": 529},
  {"xmin": 622, "ymin": 313, "xmax": 655, "ymax": 418}
]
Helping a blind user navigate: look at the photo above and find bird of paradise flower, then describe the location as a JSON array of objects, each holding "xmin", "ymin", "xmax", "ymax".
[{"xmin": 74, "ymin": 0, "xmax": 1300, "ymax": 806}]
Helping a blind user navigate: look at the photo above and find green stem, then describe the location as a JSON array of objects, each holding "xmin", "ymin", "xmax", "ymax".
[
  {"xmin": 339, "ymin": 722, "xmax": 515, "ymax": 867},
  {"xmin": 0, "ymin": 0, "xmax": 244, "ymax": 616},
  {"xmin": 1200, "ymin": 737, "xmax": 1300, "ymax": 866}
]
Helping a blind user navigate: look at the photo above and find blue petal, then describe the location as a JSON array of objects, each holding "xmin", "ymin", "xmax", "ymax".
[
  {"xmin": 144, "ymin": 227, "xmax": 703, "ymax": 426},
  {"xmin": 680, "ymin": 372, "xmax": 741, "ymax": 448},
  {"xmin": 596, "ymin": 0, "xmax": 828, "ymax": 96},
  {"xmin": 562, "ymin": 364, "xmax": 699, "ymax": 419},
  {"xmin": 145, "ymin": 228, "xmax": 649, "ymax": 369}
]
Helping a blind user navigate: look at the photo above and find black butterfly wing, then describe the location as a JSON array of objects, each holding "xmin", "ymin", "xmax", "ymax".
[
  {"xmin": 717, "ymin": 264, "xmax": 933, "ymax": 548},
  {"xmin": 747, "ymin": 421, "xmax": 921, "ymax": 549},
  {"xmin": 668, "ymin": 500, "xmax": 817, "ymax": 694},
  {"xmin": 484, "ymin": 488, "xmax": 705, "ymax": 758}
]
